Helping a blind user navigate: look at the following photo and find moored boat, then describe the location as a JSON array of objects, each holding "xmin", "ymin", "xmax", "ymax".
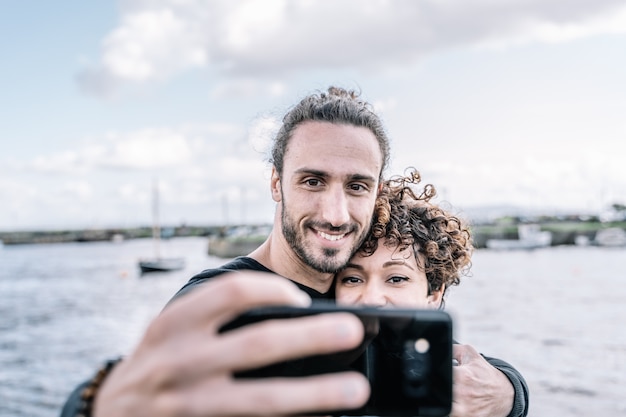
[
  {"xmin": 594, "ymin": 227, "xmax": 626, "ymax": 247},
  {"xmin": 138, "ymin": 179, "xmax": 186, "ymax": 274},
  {"xmin": 139, "ymin": 257, "xmax": 185, "ymax": 274},
  {"xmin": 486, "ymin": 224, "xmax": 552, "ymax": 250}
]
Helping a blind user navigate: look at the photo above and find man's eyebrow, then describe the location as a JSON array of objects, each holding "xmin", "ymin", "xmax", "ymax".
[
  {"xmin": 294, "ymin": 169, "xmax": 377, "ymax": 183},
  {"xmin": 294, "ymin": 168, "xmax": 328, "ymax": 177},
  {"xmin": 348, "ymin": 174, "xmax": 377, "ymax": 183}
]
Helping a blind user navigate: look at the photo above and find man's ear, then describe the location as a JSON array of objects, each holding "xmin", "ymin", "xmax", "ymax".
[{"xmin": 270, "ymin": 166, "xmax": 282, "ymax": 202}]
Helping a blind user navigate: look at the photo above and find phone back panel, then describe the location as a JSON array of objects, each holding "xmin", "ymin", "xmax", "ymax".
[{"xmin": 220, "ymin": 303, "xmax": 453, "ymax": 416}]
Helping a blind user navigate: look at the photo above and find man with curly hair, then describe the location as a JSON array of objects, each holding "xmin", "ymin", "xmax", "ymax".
[{"xmin": 336, "ymin": 169, "xmax": 529, "ymax": 417}]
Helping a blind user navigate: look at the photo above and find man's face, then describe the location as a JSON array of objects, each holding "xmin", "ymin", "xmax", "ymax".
[{"xmin": 271, "ymin": 121, "xmax": 382, "ymax": 273}]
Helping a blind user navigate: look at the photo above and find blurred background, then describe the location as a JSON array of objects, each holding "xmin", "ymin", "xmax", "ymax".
[{"xmin": 1, "ymin": 1, "xmax": 626, "ymax": 416}]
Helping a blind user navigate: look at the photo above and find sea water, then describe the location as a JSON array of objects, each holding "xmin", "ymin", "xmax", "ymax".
[{"xmin": 0, "ymin": 237, "xmax": 624, "ymax": 416}]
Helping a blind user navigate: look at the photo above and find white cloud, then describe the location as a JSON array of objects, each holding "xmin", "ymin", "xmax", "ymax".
[
  {"xmin": 210, "ymin": 79, "xmax": 287, "ymax": 99},
  {"xmin": 247, "ymin": 115, "xmax": 280, "ymax": 156},
  {"xmin": 104, "ymin": 128, "xmax": 193, "ymax": 169},
  {"xmin": 219, "ymin": 0, "xmax": 287, "ymax": 53},
  {"xmin": 78, "ymin": 0, "xmax": 626, "ymax": 97},
  {"xmin": 0, "ymin": 121, "xmax": 278, "ymax": 230},
  {"xmin": 30, "ymin": 150, "xmax": 90, "ymax": 174},
  {"xmin": 408, "ymin": 148, "xmax": 626, "ymax": 216},
  {"xmin": 61, "ymin": 180, "xmax": 94, "ymax": 200},
  {"xmin": 79, "ymin": 5, "xmax": 209, "ymax": 96},
  {"xmin": 475, "ymin": 3, "xmax": 626, "ymax": 49},
  {"xmin": 23, "ymin": 124, "xmax": 248, "ymax": 175}
]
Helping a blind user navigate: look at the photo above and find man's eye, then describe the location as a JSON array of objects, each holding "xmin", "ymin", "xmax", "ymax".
[
  {"xmin": 349, "ymin": 183, "xmax": 366, "ymax": 192},
  {"xmin": 305, "ymin": 179, "xmax": 321, "ymax": 186}
]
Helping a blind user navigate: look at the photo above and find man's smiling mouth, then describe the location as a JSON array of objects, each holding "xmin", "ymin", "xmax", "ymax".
[{"xmin": 318, "ymin": 231, "xmax": 346, "ymax": 241}]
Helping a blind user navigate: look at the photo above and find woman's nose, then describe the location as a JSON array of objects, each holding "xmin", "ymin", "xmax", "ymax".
[{"xmin": 360, "ymin": 285, "xmax": 388, "ymax": 308}]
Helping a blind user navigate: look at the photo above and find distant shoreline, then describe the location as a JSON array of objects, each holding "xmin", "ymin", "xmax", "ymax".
[
  {"xmin": 0, "ymin": 225, "xmax": 234, "ymax": 246},
  {"xmin": 1, "ymin": 218, "xmax": 625, "ymax": 248}
]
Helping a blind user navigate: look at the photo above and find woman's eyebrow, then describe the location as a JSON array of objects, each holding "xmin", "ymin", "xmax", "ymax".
[{"xmin": 382, "ymin": 260, "xmax": 415, "ymax": 271}]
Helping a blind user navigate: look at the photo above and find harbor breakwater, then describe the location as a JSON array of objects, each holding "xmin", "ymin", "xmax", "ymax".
[
  {"xmin": 0, "ymin": 225, "xmax": 220, "ymax": 245},
  {"xmin": 1, "ymin": 220, "xmax": 625, "ymax": 248}
]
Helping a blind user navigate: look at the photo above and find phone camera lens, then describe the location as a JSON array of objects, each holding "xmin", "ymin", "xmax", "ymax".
[{"xmin": 403, "ymin": 340, "xmax": 431, "ymax": 397}]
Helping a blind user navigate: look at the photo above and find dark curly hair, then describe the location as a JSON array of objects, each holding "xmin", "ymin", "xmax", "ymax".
[
  {"xmin": 359, "ymin": 168, "xmax": 473, "ymax": 304},
  {"xmin": 270, "ymin": 86, "xmax": 391, "ymax": 181}
]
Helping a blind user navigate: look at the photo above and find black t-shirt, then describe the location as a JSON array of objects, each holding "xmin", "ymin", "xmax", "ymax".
[{"xmin": 169, "ymin": 256, "xmax": 333, "ymax": 306}]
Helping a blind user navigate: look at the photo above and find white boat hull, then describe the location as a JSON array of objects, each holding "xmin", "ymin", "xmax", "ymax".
[{"xmin": 486, "ymin": 224, "xmax": 552, "ymax": 250}]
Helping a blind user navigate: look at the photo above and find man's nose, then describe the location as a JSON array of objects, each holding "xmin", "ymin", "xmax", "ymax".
[{"xmin": 320, "ymin": 187, "xmax": 350, "ymax": 227}]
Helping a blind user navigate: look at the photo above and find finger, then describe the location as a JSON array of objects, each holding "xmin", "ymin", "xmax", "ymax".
[
  {"xmin": 186, "ymin": 372, "xmax": 371, "ymax": 416},
  {"xmin": 156, "ymin": 272, "xmax": 312, "ymax": 337},
  {"xmin": 218, "ymin": 312, "xmax": 365, "ymax": 373},
  {"xmin": 171, "ymin": 312, "xmax": 365, "ymax": 383}
]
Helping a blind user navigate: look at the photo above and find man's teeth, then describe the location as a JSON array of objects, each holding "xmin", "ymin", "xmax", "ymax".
[{"xmin": 319, "ymin": 231, "xmax": 346, "ymax": 241}]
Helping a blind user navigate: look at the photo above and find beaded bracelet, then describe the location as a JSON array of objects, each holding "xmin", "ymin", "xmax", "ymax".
[{"xmin": 78, "ymin": 357, "xmax": 123, "ymax": 417}]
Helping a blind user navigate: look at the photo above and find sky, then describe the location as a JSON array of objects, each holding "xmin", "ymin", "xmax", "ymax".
[{"xmin": 1, "ymin": 0, "xmax": 626, "ymax": 231}]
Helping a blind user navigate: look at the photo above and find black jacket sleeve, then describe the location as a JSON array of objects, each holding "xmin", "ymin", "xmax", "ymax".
[
  {"xmin": 484, "ymin": 355, "xmax": 530, "ymax": 417},
  {"xmin": 58, "ymin": 380, "xmax": 88, "ymax": 417}
]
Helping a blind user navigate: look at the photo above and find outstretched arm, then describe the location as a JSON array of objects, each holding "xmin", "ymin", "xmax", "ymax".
[{"xmin": 62, "ymin": 272, "xmax": 370, "ymax": 417}]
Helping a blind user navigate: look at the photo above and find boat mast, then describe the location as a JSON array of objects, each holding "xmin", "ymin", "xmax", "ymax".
[{"xmin": 152, "ymin": 179, "xmax": 161, "ymax": 259}]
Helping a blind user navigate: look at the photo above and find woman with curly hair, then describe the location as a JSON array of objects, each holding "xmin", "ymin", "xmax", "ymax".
[
  {"xmin": 335, "ymin": 169, "xmax": 529, "ymax": 417},
  {"xmin": 335, "ymin": 168, "xmax": 473, "ymax": 309}
]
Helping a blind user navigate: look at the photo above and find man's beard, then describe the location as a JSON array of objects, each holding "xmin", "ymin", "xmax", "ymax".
[{"xmin": 280, "ymin": 199, "xmax": 369, "ymax": 274}]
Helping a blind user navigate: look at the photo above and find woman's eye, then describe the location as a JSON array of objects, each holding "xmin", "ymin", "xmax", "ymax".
[
  {"xmin": 341, "ymin": 276, "xmax": 362, "ymax": 284},
  {"xmin": 388, "ymin": 276, "xmax": 408, "ymax": 284}
]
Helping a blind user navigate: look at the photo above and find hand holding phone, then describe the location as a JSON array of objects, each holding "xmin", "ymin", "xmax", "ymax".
[{"xmin": 220, "ymin": 302, "xmax": 453, "ymax": 416}]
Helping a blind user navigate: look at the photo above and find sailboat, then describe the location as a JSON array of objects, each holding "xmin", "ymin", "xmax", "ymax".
[{"xmin": 138, "ymin": 180, "xmax": 185, "ymax": 274}]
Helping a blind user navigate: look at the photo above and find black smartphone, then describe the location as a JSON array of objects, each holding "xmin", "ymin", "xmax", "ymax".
[{"xmin": 220, "ymin": 302, "xmax": 453, "ymax": 416}]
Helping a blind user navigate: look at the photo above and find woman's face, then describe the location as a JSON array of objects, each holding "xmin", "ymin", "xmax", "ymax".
[{"xmin": 335, "ymin": 238, "xmax": 443, "ymax": 308}]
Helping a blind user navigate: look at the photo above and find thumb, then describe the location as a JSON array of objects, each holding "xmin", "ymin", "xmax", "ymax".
[{"xmin": 452, "ymin": 343, "xmax": 479, "ymax": 365}]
